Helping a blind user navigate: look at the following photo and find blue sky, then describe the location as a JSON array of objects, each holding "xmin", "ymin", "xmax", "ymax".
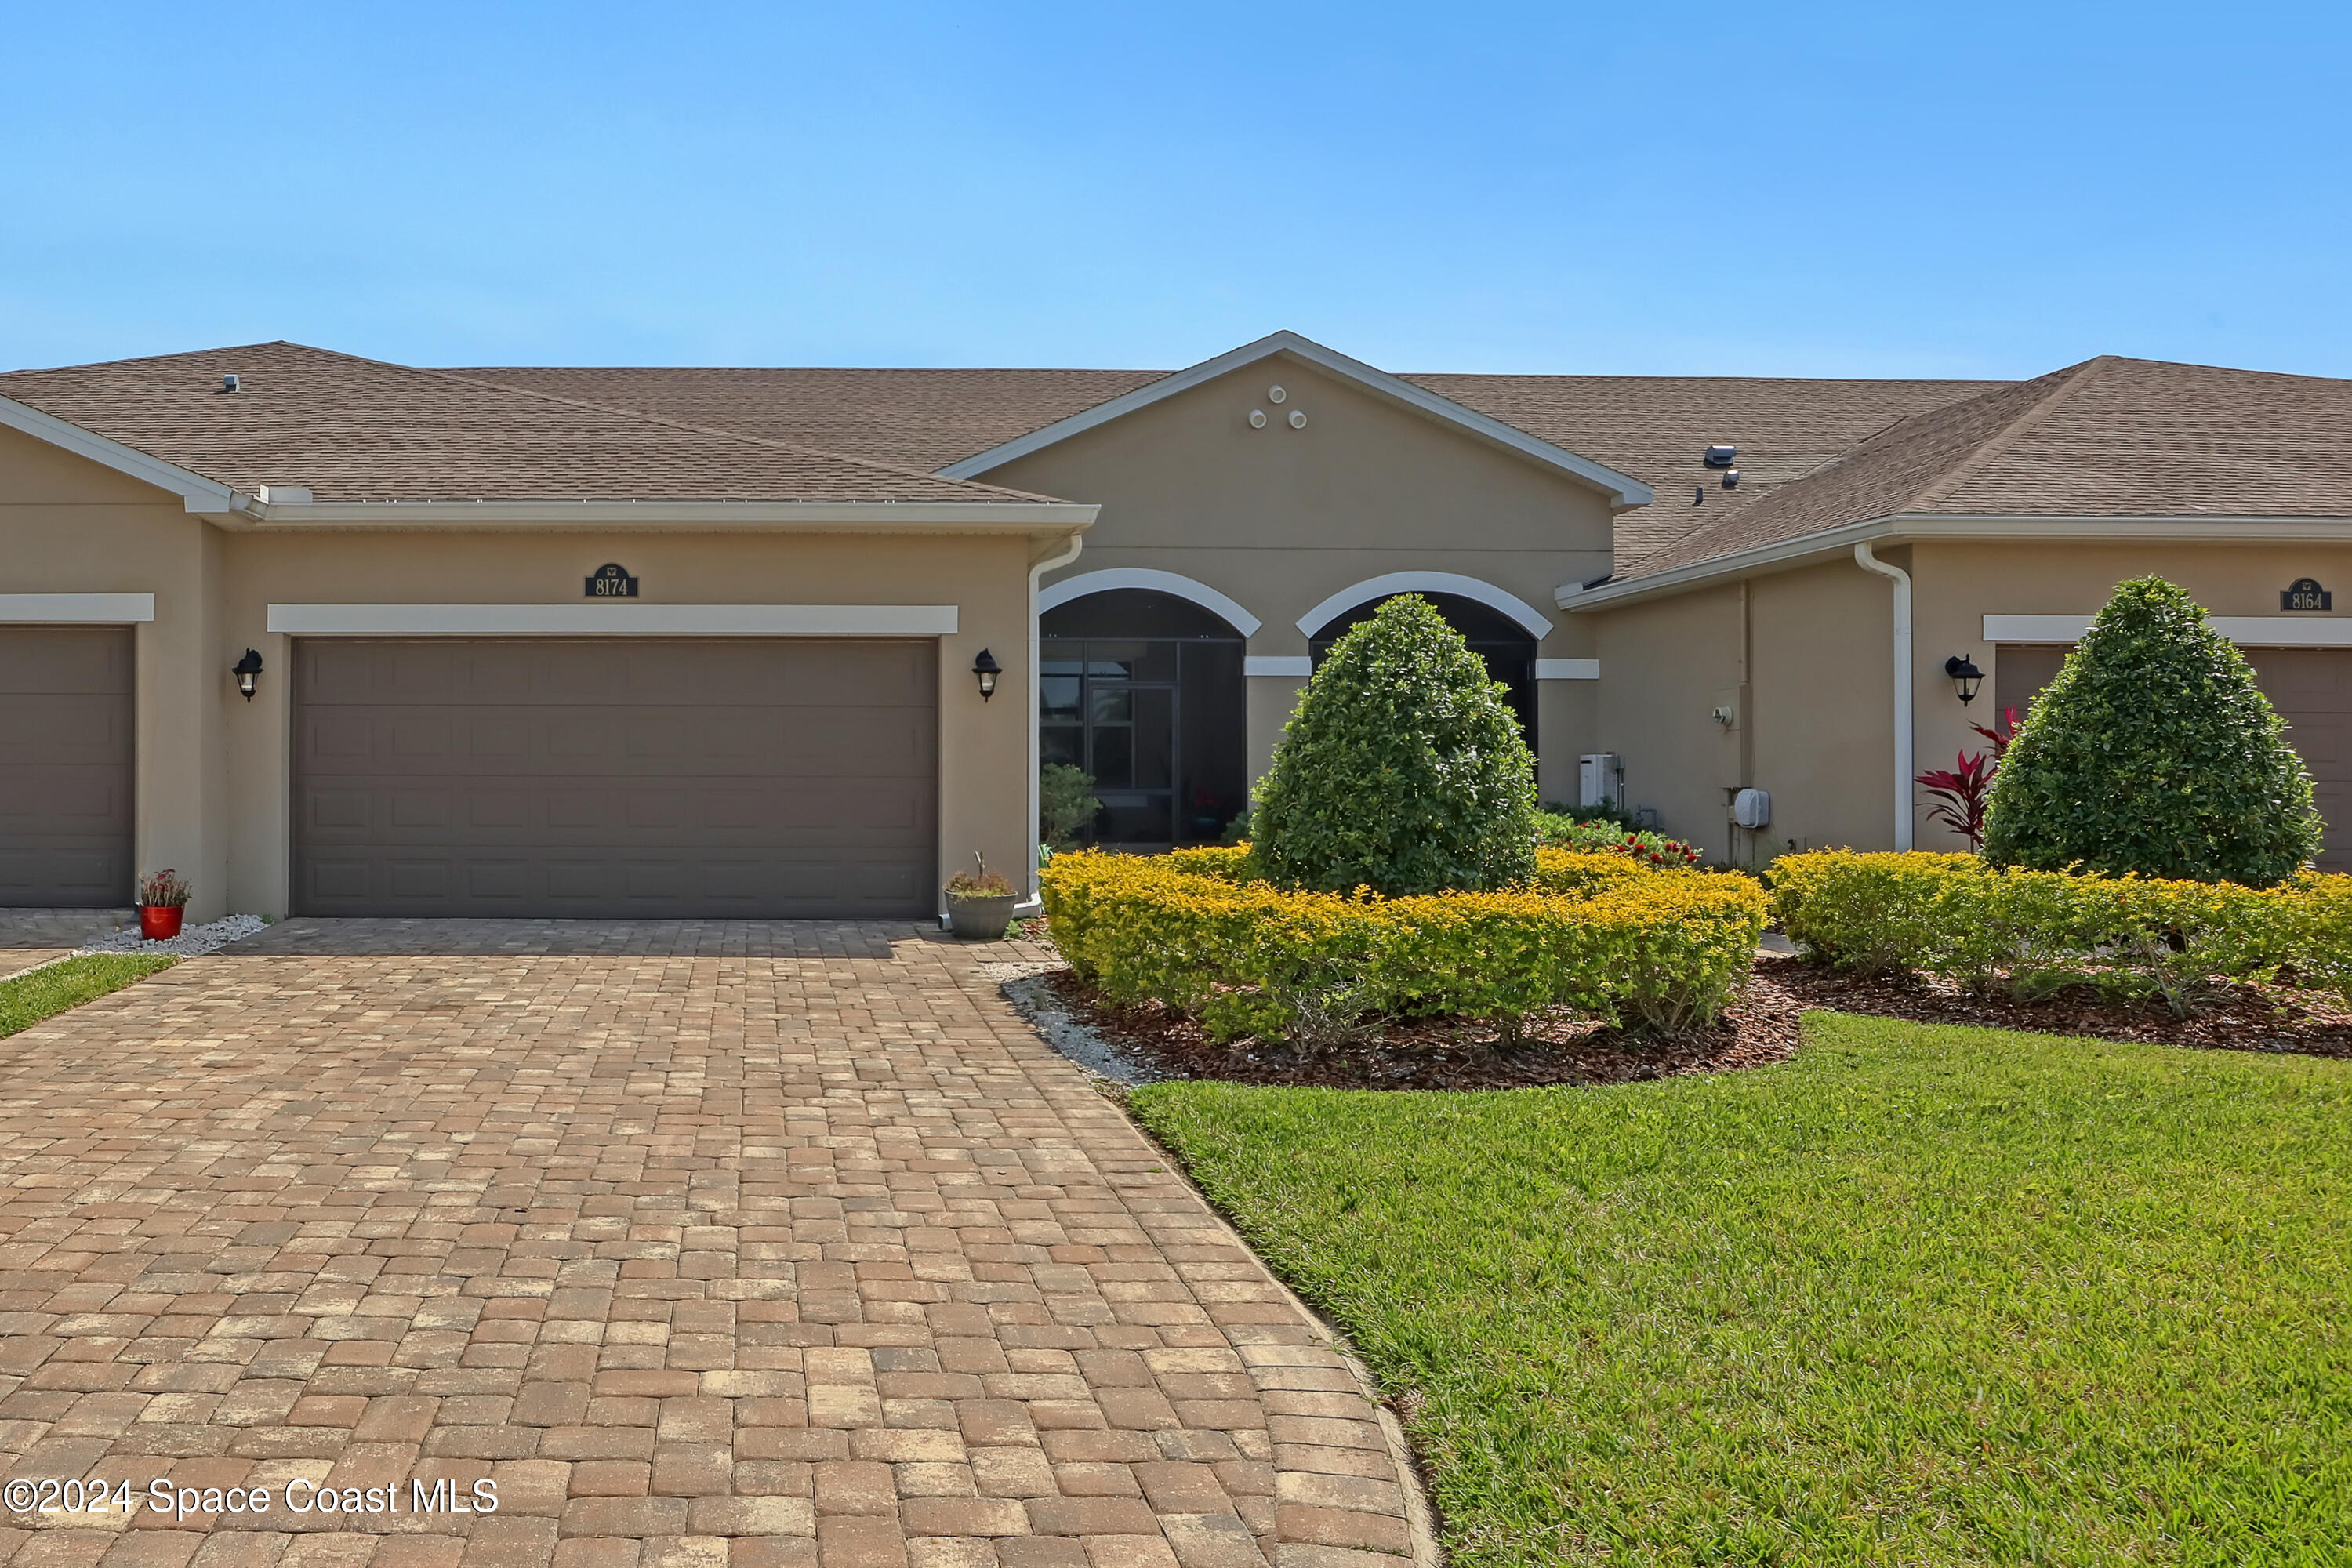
[{"xmin": 3, "ymin": 2, "xmax": 2345, "ymax": 379}]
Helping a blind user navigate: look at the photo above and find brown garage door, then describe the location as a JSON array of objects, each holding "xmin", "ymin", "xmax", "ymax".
[
  {"xmin": 292, "ymin": 638, "xmax": 938, "ymax": 918},
  {"xmin": 1995, "ymin": 643, "xmax": 2350, "ymax": 870},
  {"xmin": 0, "ymin": 626, "xmax": 135, "ymax": 907}
]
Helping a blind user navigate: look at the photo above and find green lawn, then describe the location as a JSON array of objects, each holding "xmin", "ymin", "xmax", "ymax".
[
  {"xmin": 0, "ymin": 953, "xmax": 175, "ymax": 1040},
  {"xmin": 1131, "ymin": 1014, "xmax": 2352, "ymax": 1566}
]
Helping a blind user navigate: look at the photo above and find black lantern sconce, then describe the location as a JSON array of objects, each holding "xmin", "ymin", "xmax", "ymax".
[
  {"xmin": 232, "ymin": 648, "xmax": 264, "ymax": 702},
  {"xmin": 971, "ymin": 648, "xmax": 1001, "ymax": 701},
  {"xmin": 1944, "ymin": 653, "xmax": 1984, "ymax": 706}
]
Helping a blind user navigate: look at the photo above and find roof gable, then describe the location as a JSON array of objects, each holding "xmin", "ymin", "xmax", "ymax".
[{"xmin": 935, "ymin": 331, "xmax": 1656, "ymax": 509}]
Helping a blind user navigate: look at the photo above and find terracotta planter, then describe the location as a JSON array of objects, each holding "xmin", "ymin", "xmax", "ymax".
[
  {"xmin": 946, "ymin": 893, "xmax": 1018, "ymax": 941},
  {"xmin": 138, "ymin": 905, "xmax": 185, "ymax": 941}
]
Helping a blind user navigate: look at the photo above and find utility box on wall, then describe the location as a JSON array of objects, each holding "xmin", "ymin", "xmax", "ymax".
[
  {"xmin": 1579, "ymin": 753, "xmax": 1624, "ymax": 811},
  {"xmin": 1732, "ymin": 788, "xmax": 1772, "ymax": 829}
]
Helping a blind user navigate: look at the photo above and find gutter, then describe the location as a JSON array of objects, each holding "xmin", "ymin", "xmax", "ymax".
[
  {"xmin": 1022, "ymin": 531, "xmax": 1087, "ymax": 912},
  {"xmin": 1851, "ymin": 543, "xmax": 1915, "ymax": 852},
  {"xmin": 1555, "ymin": 514, "xmax": 2352, "ymax": 612},
  {"xmin": 206, "ymin": 499, "xmax": 1099, "ymax": 531}
]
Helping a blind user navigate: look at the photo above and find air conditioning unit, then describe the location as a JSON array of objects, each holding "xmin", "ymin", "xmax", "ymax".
[
  {"xmin": 1732, "ymin": 788, "xmax": 1772, "ymax": 829},
  {"xmin": 1578, "ymin": 753, "xmax": 1624, "ymax": 811}
]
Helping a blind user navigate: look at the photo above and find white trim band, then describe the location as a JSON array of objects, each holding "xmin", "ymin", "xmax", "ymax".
[
  {"xmin": 1295, "ymin": 572, "xmax": 1555, "ymax": 639},
  {"xmin": 1243, "ymin": 656, "xmax": 1313, "ymax": 677},
  {"xmin": 1985, "ymin": 613, "xmax": 2352, "ymax": 647},
  {"xmin": 267, "ymin": 604, "xmax": 960, "ymax": 637},
  {"xmin": 0, "ymin": 593, "xmax": 156, "ymax": 623},
  {"xmin": 1037, "ymin": 568, "xmax": 1262, "ymax": 636},
  {"xmin": 1534, "ymin": 659, "xmax": 1600, "ymax": 680}
]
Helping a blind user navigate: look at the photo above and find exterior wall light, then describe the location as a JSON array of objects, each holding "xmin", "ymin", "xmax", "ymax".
[
  {"xmin": 233, "ymin": 648, "xmax": 264, "ymax": 702},
  {"xmin": 1944, "ymin": 653, "xmax": 1984, "ymax": 706},
  {"xmin": 971, "ymin": 648, "xmax": 1001, "ymax": 700}
]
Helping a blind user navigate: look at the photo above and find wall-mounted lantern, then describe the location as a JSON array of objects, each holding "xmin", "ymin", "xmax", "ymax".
[
  {"xmin": 971, "ymin": 648, "xmax": 1001, "ymax": 701},
  {"xmin": 1944, "ymin": 653, "xmax": 1984, "ymax": 706},
  {"xmin": 232, "ymin": 648, "xmax": 264, "ymax": 702}
]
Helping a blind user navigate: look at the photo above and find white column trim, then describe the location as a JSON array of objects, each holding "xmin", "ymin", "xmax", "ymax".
[
  {"xmin": 1036, "ymin": 568, "xmax": 1262, "ymax": 637},
  {"xmin": 1243, "ymin": 655, "xmax": 1313, "ymax": 677},
  {"xmin": 1294, "ymin": 572, "xmax": 1555, "ymax": 639},
  {"xmin": 0, "ymin": 593, "xmax": 156, "ymax": 622},
  {"xmin": 1986, "ymin": 613, "xmax": 2352, "ymax": 647},
  {"xmin": 1534, "ymin": 659, "xmax": 1599, "ymax": 680},
  {"xmin": 266, "ymin": 604, "xmax": 959, "ymax": 637}
]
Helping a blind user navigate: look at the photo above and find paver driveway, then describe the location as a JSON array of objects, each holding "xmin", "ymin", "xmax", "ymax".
[
  {"xmin": 0, "ymin": 912, "xmax": 132, "ymax": 982},
  {"xmin": 0, "ymin": 920, "xmax": 1421, "ymax": 1568}
]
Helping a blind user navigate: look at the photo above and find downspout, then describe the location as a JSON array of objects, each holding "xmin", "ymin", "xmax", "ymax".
[
  {"xmin": 1023, "ymin": 531, "xmax": 1087, "ymax": 907},
  {"xmin": 1853, "ymin": 543, "xmax": 1914, "ymax": 851}
]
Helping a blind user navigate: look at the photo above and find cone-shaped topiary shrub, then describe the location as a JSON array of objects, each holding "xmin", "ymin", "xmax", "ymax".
[
  {"xmin": 1250, "ymin": 593, "xmax": 1538, "ymax": 895},
  {"xmin": 1981, "ymin": 575, "xmax": 2321, "ymax": 886}
]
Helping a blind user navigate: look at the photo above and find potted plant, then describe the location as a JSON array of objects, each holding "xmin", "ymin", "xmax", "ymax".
[
  {"xmin": 944, "ymin": 853, "xmax": 1018, "ymax": 940},
  {"xmin": 136, "ymin": 869, "xmax": 191, "ymax": 941}
]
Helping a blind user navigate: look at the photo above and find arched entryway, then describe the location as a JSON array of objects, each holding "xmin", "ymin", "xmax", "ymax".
[
  {"xmin": 1307, "ymin": 591, "xmax": 1538, "ymax": 737},
  {"xmin": 1040, "ymin": 589, "xmax": 1248, "ymax": 847}
]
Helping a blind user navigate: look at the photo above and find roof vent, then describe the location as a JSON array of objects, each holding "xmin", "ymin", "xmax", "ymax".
[
  {"xmin": 1704, "ymin": 443, "xmax": 1736, "ymax": 468},
  {"xmin": 220, "ymin": 374, "xmax": 241, "ymax": 394},
  {"xmin": 1721, "ymin": 468, "xmax": 1740, "ymax": 489}
]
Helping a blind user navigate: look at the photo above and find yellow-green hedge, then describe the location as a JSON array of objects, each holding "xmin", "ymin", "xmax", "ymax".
[
  {"xmin": 1770, "ymin": 849, "xmax": 2352, "ymax": 1015},
  {"xmin": 1040, "ymin": 846, "xmax": 1766, "ymax": 1044}
]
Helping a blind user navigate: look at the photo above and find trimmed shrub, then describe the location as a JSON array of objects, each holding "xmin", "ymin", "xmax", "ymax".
[
  {"xmin": 1040, "ymin": 763, "xmax": 1102, "ymax": 848},
  {"xmin": 1250, "ymin": 595, "xmax": 1537, "ymax": 895},
  {"xmin": 1041, "ymin": 848, "xmax": 1766, "ymax": 1044},
  {"xmin": 1770, "ymin": 849, "xmax": 2352, "ymax": 1018},
  {"xmin": 1981, "ymin": 576, "xmax": 2321, "ymax": 886}
]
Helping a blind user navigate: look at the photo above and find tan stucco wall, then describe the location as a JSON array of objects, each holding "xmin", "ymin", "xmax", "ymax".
[
  {"xmin": 1588, "ymin": 581, "xmax": 1740, "ymax": 858},
  {"xmin": 0, "ymin": 426, "xmax": 1053, "ymax": 919},
  {"xmin": 1749, "ymin": 560, "xmax": 1897, "ymax": 859},
  {"xmin": 1588, "ymin": 560, "xmax": 1897, "ymax": 861},
  {"xmin": 1587, "ymin": 539, "xmax": 2352, "ymax": 861},
  {"xmin": 990, "ymin": 354, "xmax": 1620, "ymax": 802},
  {"xmin": 1911, "ymin": 539, "xmax": 2352, "ymax": 848}
]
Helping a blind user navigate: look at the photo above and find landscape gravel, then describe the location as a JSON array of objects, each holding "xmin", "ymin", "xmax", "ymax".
[{"xmin": 76, "ymin": 913, "xmax": 271, "ymax": 959}]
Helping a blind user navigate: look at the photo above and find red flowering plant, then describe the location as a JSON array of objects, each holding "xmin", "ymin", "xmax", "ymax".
[
  {"xmin": 1532, "ymin": 810, "xmax": 1703, "ymax": 866},
  {"xmin": 1916, "ymin": 706, "xmax": 2019, "ymax": 851}
]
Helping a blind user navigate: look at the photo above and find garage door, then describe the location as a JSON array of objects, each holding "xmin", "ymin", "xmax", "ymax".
[
  {"xmin": 1996, "ymin": 644, "xmax": 2350, "ymax": 870},
  {"xmin": 292, "ymin": 638, "xmax": 938, "ymax": 918},
  {"xmin": 0, "ymin": 626, "xmax": 135, "ymax": 907}
]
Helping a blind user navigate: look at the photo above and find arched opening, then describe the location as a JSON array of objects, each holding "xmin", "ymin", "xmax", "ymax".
[
  {"xmin": 1040, "ymin": 589, "xmax": 1247, "ymax": 847},
  {"xmin": 1308, "ymin": 592, "xmax": 1538, "ymax": 738}
]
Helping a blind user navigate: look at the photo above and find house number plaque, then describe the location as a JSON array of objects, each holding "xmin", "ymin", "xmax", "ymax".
[
  {"xmin": 2281, "ymin": 577, "xmax": 2332, "ymax": 611},
  {"xmin": 586, "ymin": 563, "xmax": 640, "ymax": 598}
]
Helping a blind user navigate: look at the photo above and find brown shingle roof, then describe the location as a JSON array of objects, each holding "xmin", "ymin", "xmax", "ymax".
[
  {"xmin": 1399, "ymin": 372, "xmax": 2002, "ymax": 567},
  {"xmin": 463, "ymin": 366, "xmax": 1166, "ymax": 473},
  {"xmin": 0, "ymin": 342, "xmax": 1054, "ymax": 505},
  {"xmin": 463, "ymin": 363, "xmax": 1999, "ymax": 565},
  {"xmin": 1628, "ymin": 356, "xmax": 2352, "ymax": 578}
]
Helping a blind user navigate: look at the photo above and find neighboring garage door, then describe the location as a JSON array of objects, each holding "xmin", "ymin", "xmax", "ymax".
[
  {"xmin": 0, "ymin": 626, "xmax": 135, "ymax": 907},
  {"xmin": 1996, "ymin": 644, "xmax": 2351, "ymax": 870},
  {"xmin": 292, "ymin": 638, "xmax": 937, "ymax": 917}
]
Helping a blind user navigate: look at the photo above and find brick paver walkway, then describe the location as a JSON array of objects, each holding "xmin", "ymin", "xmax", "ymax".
[{"xmin": 0, "ymin": 920, "xmax": 1421, "ymax": 1568}]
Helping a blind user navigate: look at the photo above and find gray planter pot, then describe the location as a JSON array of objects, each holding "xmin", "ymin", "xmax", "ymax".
[{"xmin": 946, "ymin": 893, "xmax": 1019, "ymax": 941}]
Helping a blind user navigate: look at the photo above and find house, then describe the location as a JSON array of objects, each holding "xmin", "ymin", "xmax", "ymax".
[{"xmin": 2, "ymin": 333, "xmax": 2344, "ymax": 921}]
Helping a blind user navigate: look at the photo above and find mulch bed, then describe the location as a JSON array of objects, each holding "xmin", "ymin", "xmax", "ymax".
[
  {"xmin": 1040, "ymin": 967, "xmax": 1803, "ymax": 1091},
  {"xmin": 1759, "ymin": 953, "xmax": 2352, "ymax": 1059},
  {"xmin": 1036, "ymin": 952, "xmax": 2352, "ymax": 1091}
]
